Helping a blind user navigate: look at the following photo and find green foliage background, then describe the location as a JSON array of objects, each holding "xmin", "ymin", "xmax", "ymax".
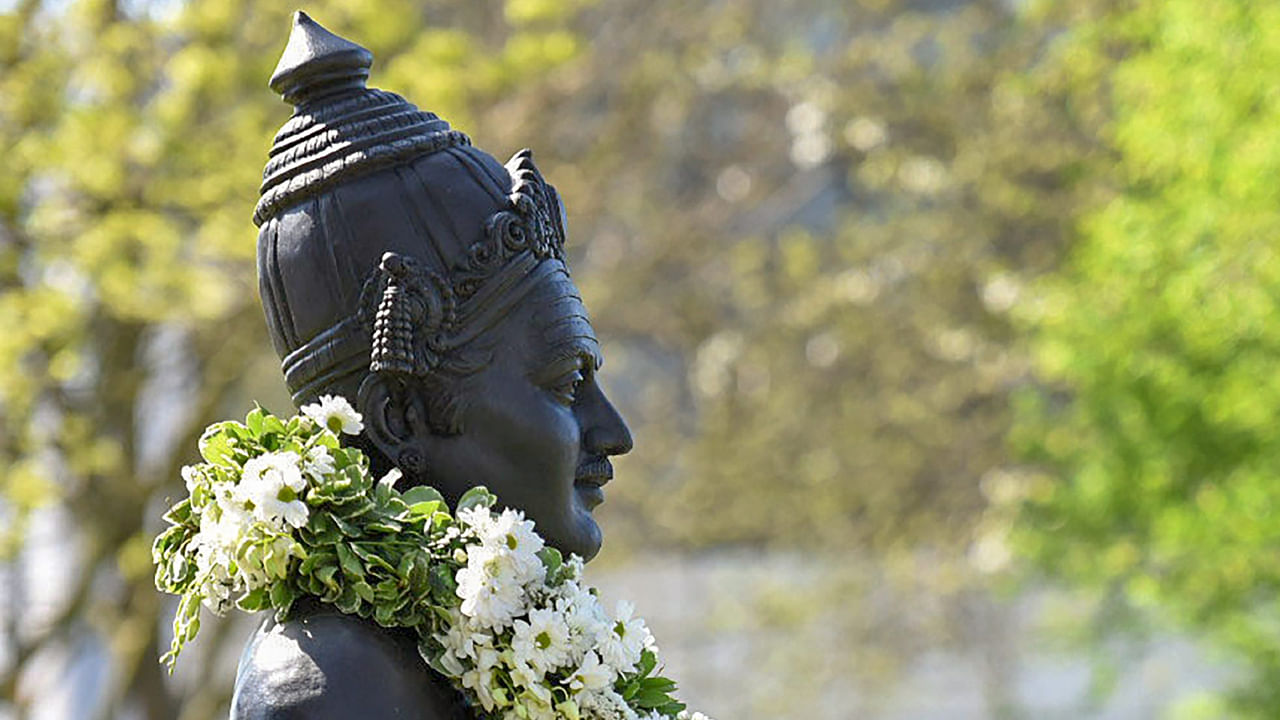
[
  {"xmin": 1, "ymin": 0, "xmax": 1278, "ymax": 717},
  {"xmin": 1001, "ymin": 1, "xmax": 1280, "ymax": 717}
]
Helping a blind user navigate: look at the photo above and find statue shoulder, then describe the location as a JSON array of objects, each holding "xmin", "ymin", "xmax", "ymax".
[{"xmin": 230, "ymin": 605, "xmax": 469, "ymax": 720}]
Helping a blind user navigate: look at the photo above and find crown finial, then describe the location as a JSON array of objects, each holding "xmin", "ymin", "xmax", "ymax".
[{"xmin": 269, "ymin": 11, "xmax": 373, "ymax": 106}]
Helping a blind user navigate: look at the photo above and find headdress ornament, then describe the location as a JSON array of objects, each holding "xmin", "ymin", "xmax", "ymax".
[
  {"xmin": 254, "ymin": 11, "xmax": 471, "ymax": 226},
  {"xmin": 255, "ymin": 14, "xmax": 575, "ymax": 409}
]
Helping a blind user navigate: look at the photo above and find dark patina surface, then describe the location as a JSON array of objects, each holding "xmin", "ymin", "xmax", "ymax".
[{"xmin": 231, "ymin": 13, "xmax": 632, "ymax": 719}]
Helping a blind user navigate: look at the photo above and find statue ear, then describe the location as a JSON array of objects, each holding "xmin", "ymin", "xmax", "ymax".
[
  {"xmin": 356, "ymin": 373, "xmax": 419, "ymax": 460},
  {"xmin": 357, "ymin": 372, "xmax": 448, "ymax": 488}
]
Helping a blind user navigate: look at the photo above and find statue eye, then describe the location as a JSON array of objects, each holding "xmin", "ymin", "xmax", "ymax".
[{"xmin": 548, "ymin": 369, "xmax": 585, "ymax": 406}]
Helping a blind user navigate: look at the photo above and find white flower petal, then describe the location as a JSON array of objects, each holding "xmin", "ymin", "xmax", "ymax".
[{"xmin": 301, "ymin": 394, "xmax": 364, "ymax": 435}]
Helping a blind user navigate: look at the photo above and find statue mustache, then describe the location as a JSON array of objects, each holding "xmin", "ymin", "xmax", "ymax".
[{"xmin": 575, "ymin": 456, "xmax": 613, "ymax": 485}]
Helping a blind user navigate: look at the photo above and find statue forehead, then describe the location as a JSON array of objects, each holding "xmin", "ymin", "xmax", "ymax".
[{"xmin": 526, "ymin": 264, "xmax": 602, "ymax": 370}]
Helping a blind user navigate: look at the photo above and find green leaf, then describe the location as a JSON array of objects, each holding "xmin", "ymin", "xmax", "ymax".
[
  {"xmin": 640, "ymin": 676, "xmax": 677, "ymax": 694},
  {"xmin": 338, "ymin": 498, "xmax": 376, "ymax": 520},
  {"xmin": 245, "ymin": 406, "xmax": 265, "ymax": 436},
  {"xmin": 402, "ymin": 486, "xmax": 445, "ymax": 506},
  {"xmin": 316, "ymin": 565, "xmax": 340, "ymax": 589},
  {"xmin": 262, "ymin": 414, "xmax": 287, "ymax": 436},
  {"xmin": 299, "ymin": 550, "xmax": 335, "ymax": 575},
  {"xmin": 183, "ymin": 614, "xmax": 201, "ymax": 643},
  {"xmin": 335, "ymin": 543, "xmax": 364, "ymax": 579},
  {"xmin": 637, "ymin": 649, "xmax": 658, "ymax": 677},
  {"xmin": 406, "ymin": 501, "xmax": 441, "ymax": 518},
  {"xmin": 334, "ymin": 583, "xmax": 361, "ymax": 614},
  {"xmin": 374, "ymin": 577, "xmax": 401, "ymax": 595},
  {"xmin": 427, "ymin": 562, "xmax": 454, "ymax": 597},
  {"xmin": 365, "ymin": 519, "xmax": 405, "ymax": 533},
  {"xmin": 162, "ymin": 498, "xmax": 193, "ymax": 525},
  {"xmin": 352, "ymin": 580, "xmax": 375, "ymax": 604},
  {"xmin": 269, "ymin": 581, "xmax": 296, "ymax": 612},
  {"xmin": 633, "ymin": 687, "xmax": 675, "ymax": 709},
  {"xmin": 374, "ymin": 603, "xmax": 396, "ymax": 627},
  {"xmin": 197, "ymin": 426, "xmax": 236, "ymax": 467},
  {"xmin": 331, "ymin": 514, "xmax": 363, "ymax": 538},
  {"xmin": 237, "ymin": 586, "xmax": 269, "ymax": 612},
  {"xmin": 422, "ymin": 645, "xmax": 455, "ymax": 677},
  {"xmin": 457, "ymin": 485, "xmax": 496, "ymax": 512},
  {"xmin": 657, "ymin": 701, "xmax": 686, "ymax": 715},
  {"xmin": 348, "ymin": 543, "xmax": 396, "ymax": 572},
  {"xmin": 537, "ymin": 546, "xmax": 562, "ymax": 578},
  {"xmin": 397, "ymin": 551, "xmax": 419, "ymax": 579}
]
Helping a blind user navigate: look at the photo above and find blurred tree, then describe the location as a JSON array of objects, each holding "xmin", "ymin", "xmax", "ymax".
[
  {"xmin": 0, "ymin": 0, "xmax": 1107, "ymax": 717},
  {"xmin": 566, "ymin": 0, "xmax": 1098, "ymax": 556},
  {"xmin": 1007, "ymin": 1, "xmax": 1280, "ymax": 715}
]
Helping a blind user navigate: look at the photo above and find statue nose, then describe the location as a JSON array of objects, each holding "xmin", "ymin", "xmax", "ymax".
[
  {"xmin": 582, "ymin": 387, "xmax": 633, "ymax": 457},
  {"xmin": 591, "ymin": 417, "xmax": 633, "ymax": 457}
]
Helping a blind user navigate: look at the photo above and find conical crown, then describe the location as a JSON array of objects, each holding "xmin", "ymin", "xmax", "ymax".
[
  {"xmin": 254, "ymin": 11, "xmax": 470, "ymax": 226},
  {"xmin": 269, "ymin": 11, "xmax": 373, "ymax": 105}
]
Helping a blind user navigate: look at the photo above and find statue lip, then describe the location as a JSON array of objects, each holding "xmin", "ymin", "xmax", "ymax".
[{"xmin": 574, "ymin": 457, "xmax": 613, "ymax": 488}]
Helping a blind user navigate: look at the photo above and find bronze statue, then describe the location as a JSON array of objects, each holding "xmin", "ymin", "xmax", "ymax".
[{"xmin": 231, "ymin": 13, "xmax": 633, "ymax": 718}]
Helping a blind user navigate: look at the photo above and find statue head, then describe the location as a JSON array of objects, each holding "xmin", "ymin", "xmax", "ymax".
[{"xmin": 253, "ymin": 13, "xmax": 632, "ymax": 561}]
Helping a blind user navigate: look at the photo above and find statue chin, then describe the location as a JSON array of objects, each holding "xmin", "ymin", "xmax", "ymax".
[
  {"xmin": 562, "ymin": 501, "xmax": 605, "ymax": 562},
  {"xmin": 233, "ymin": 13, "xmax": 632, "ymax": 718}
]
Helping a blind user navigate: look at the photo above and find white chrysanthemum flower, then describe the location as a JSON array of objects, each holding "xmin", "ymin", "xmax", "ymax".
[
  {"xmin": 300, "ymin": 394, "xmax": 364, "ymax": 435},
  {"xmin": 489, "ymin": 509, "xmax": 545, "ymax": 579},
  {"xmin": 565, "ymin": 650, "xmax": 614, "ymax": 692},
  {"xmin": 456, "ymin": 505, "xmax": 491, "ymax": 532},
  {"xmin": 563, "ymin": 553, "xmax": 586, "ymax": 581},
  {"xmin": 507, "ymin": 660, "xmax": 555, "ymax": 709},
  {"xmin": 515, "ymin": 690, "xmax": 557, "ymax": 720},
  {"xmin": 193, "ymin": 503, "xmax": 252, "ymax": 613},
  {"xmin": 506, "ymin": 660, "xmax": 545, "ymax": 698},
  {"xmin": 238, "ymin": 451, "xmax": 308, "ymax": 528},
  {"xmin": 181, "ymin": 465, "xmax": 203, "ymax": 494},
  {"xmin": 676, "ymin": 712, "xmax": 714, "ymax": 720},
  {"xmin": 456, "ymin": 544, "xmax": 527, "ymax": 629},
  {"xmin": 435, "ymin": 607, "xmax": 491, "ymax": 664},
  {"xmin": 578, "ymin": 688, "xmax": 638, "ymax": 720},
  {"xmin": 208, "ymin": 477, "xmax": 241, "ymax": 512},
  {"xmin": 303, "ymin": 444, "xmax": 335, "ymax": 482},
  {"xmin": 197, "ymin": 502, "xmax": 252, "ymax": 568},
  {"xmin": 196, "ymin": 552, "xmax": 237, "ymax": 613},
  {"xmin": 437, "ymin": 650, "xmax": 466, "ymax": 677},
  {"xmin": 460, "ymin": 646, "xmax": 500, "ymax": 711},
  {"xmin": 558, "ymin": 582, "xmax": 609, "ymax": 657},
  {"xmin": 597, "ymin": 601, "xmax": 654, "ymax": 674},
  {"xmin": 198, "ymin": 498, "xmax": 275, "ymax": 595},
  {"xmin": 460, "ymin": 506, "xmax": 545, "ymax": 585},
  {"xmin": 511, "ymin": 606, "xmax": 573, "ymax": 673}
]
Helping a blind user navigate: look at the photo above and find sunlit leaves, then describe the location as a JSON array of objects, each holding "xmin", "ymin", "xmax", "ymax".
[{"xmin": 1013, "ymin": 1, "xmax": 1280, "ymax": 714}]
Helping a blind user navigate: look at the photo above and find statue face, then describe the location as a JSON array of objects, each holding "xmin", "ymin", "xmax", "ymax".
[{"xmin": 413, "ymin": 268, "xmax": 632, "ymax": 561}]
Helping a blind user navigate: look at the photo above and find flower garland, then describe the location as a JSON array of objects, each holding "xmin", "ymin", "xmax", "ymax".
[{"xmin": 152, "ymin": 397, "xmax": 712, "ymax": 720}]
